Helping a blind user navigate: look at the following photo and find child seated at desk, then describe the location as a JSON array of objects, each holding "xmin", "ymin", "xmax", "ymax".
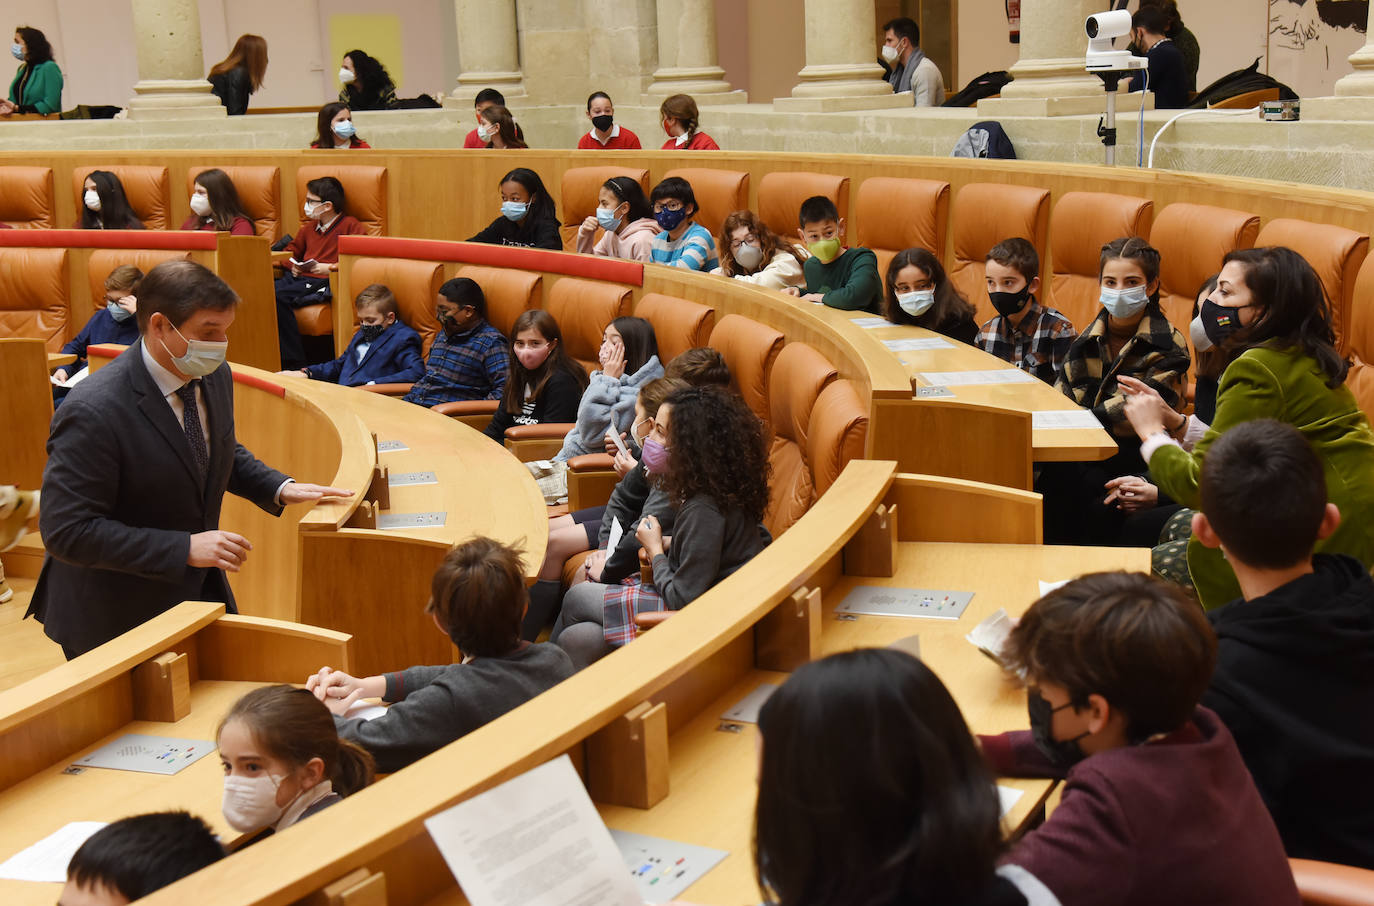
[
  {"xmin": 883, "ymin": 246, "xmax": 978, "ymax": 343},
  {"xmin": 975, "ymin": 237, "xmax": 1076, "ymax": 385},
  {"xmin": 782, "ymin": 195, "xmax": 881, "ymax": 313},
  {"xmin": 648, "ymin": 176, "xmax": 719, "ymax": 271},
  {"xmin": 61, "ymin": 811, "xmax": 225, "ymax": 906},
  {"xmin": 982, "ymin": 572, "xmax": 1299, "ymax": 906},
  {"xmin": 307, "ymin": 537, "xmax": 575, "ymax": 773},
  {"xmin": 483, "ymin": 309, "xmax": 588, "ymax": 443},
  {"xmin": 218, "ymin": 685, "xmax": 375, "ymax": 839},
  {"xmin": 288, "ymin": 283, "xmax": 424, "ymax": 387},
  {"xmin": 53, "ymin": 265, "xmax": 142, "ymax": 387},
  {"xmin": 403, "ymin": 277, "xmax": 509, "ymax": 407}
]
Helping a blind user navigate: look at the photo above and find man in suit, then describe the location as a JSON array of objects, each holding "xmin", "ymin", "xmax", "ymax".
[{"xmin": 28, "ymin": 259, "xmax": 351, "ymax": 658}]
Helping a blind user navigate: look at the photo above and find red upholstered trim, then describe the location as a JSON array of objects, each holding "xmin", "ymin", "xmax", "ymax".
[
  {"xmin": 0, "ymin": 230, "xmax": 218, "ymax": 250},
  {"xmin": 338, "ymin": 236, "xmax": 645, "ymax": 286},
  {"xmin": 231, "ymin": 370, "xmax": 287, "ymax": 398},
  {"xmin": 87, "ymin": 344, "xmax": 124, "ymax": 359}
]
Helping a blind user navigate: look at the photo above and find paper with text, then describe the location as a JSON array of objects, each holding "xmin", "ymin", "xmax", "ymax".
[
  {"xmin": 606, "ymin": 517, "xmax": 624, "ymax": 556},
  {"xmin": 918, "ymin": 369, "xmax": 1036, "ymax": 386},
  {"xmin": 884, "ymin": 337, "xmax": 954, "ymax": 352},
  {"xmin": 1031, "ymin": 410, "xmax": 1102, "ymax": 430},
  {"xmin": 0, "ymin": 821, "xmax": 107, "ymax": 883},
  {"xmin": 849, "ymin": 316, "xmax": 890, "ymax": 329}
]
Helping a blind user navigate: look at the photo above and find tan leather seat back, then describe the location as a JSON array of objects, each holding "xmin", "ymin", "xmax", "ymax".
[
  {"xmin": 1255, "ymin": 218, "xmax": 1370, "ymax": 351},
  {"xmin": 1048, "ymin": 191, "xmax": 1154, "ymax": 330},
  {"xmin": 633, "ymin": 293, "xmax": 715, "ymax": 365},
  {"xmin": 295, "ymin": 165, "xmax": 388, "ymax": 236},
  {"xmin": 86, "ymin": 249, "xmax": 192, "ymax": 321},
  {"xmin": 351, "ymin": 258, "xmax": 445, "ymax": 356},
  {"xmin": 546, "ymin": 278, "xmax": 633, "ymax": 373},
  {"xmin": 0, "ymin": 247, "xmax": 70, "ymax": 350},
  {"xmin": 708, "ymin": 313, "xmax": 784, "ymax": 426},
  {"xmin": 1344, "ymin": 254, "xmax": 1374, "ymax": 421},
  {"xmin": 855, "ymin": 176, "xmax": 950, "ymax": 280},
  {"xmin": 1150, "ymin": 202, "xmax": 1259, "ymax": 331},
  {"xmin": 0, "ymin": 166, "xmax": 54, "ymax": 228},
  {"xmin": 950, "ymin": 182, "xmax": 1050, "ymax": 325},
  {"xmin": 663, "ymin": 168, "xmax": 749, "ymax": 246},
  {"xmin": 72, "ymin": 165, "xmax": 171, "ymax": 229},
  {"xmin": 558, "ymin": 166, "xmax": 650, "ymax": 250},
  {"xmin": 758, "ymin": 171, "xmax": 850, "ymax": 244},
  {"xmin": 807, "ymin": 379, "xmax": 869, "ymax": 497},
  {"xmin": 764, "ymin": 343, "xmax": 839, "ymax": 537},
  {"xmin": 456, "ymin": 265, "xmax": 542, "ymax": 339},
  {"xmin": 187, "ymin": 165, "xmax": 283, "ymax": 241}
]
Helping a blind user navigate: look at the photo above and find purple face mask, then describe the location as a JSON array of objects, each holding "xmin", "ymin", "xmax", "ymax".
[{"xmin": 640, "ymin": 437, "xmax": 670, "ymax": 474}]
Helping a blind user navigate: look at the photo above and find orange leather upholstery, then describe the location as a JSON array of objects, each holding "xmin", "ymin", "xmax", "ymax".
[
  {"xmin": 764, "ymin": 343, "xmax": 838, "ymax": 536},
  {"xmin": 854, "ymin": 176, "xmax": 950, "ymax": 280},
  {"xmin": 758, "ymin": 171, "xmax": 850, "ymax": 244},
  {"xmin": 85, "ymin": 249, "xmax": 191, "ymax": 321},
  {"xmin": 546, "ymin": 277, "xmax": 633, "ymax": 373},
  {"xmin": 558, "ymin": 165, "xmax": 650, "ymax": 250},
  {"xmin": 349, "ymin": 257, "xmax": 445, "ymax": 356},
  {"xmin": 71, "ymin": 165, "xmax": 172, "ymax": 230},
  {"xmin": 294, "ymin": 165, "xmax": 387, "ymax": 237},
  {"xmin": 0, "ymin": 247, "xmax": 70, "ymax": 350},
  {"xmin": 807, "ymin": 379, "xmax": 870, "ymax": 497},
  {"xmin": 455, "ymin": 265, "xmax": 541, "ymax": 338},
  {"xmin": 1149, "ymin": 202, "xmax": 1259, "ymax": 330},
  {"xmin": 1255, "ymin": 218, "xmax": 1370, "ymax": 351},
  {"xmin": 708, "ymin": 313, "xmax": 784, "ymax": 426},
  {"xmin": 1290, "ymin": 858, "xmax": 1374, "ymax": 906},
  {"xmin": 0, "ymin": 166, "xmax": 54, "ymax": 228},
  {"xmin": 187, "ymin": 165, "xmax": 284, "ymax": 241},
  {"xmin": 1343, "ymin": 253, "xmax": 1374, "ymax": 421},
  {"xmin": 950, "ymin": 182, "xmax": 1050, "ymax": 325},
  {"xmin": 663, "ymin": 168, "xmax": 749, "ymax": 246},
  {"xmin": 1048, "ymin": 191, "xmax": 1154, "ymax": 330},
  {"xmin": 633, "ymin": 293, "xmax": 715, "ymax": 365}
]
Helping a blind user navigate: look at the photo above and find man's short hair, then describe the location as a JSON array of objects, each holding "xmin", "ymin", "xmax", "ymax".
[
  {"xmin": 426, "ymin": 536, "xmax": 525, "ymax": 656},
  {"xmin": 438, "ymin": 277, "xmax": 487, "ymax": 319},
  {"xmin": 1200, "ymin": 419, "xmax": 1327, "ymax": 569},
  {"xmin": 67, "ymin": 811, "xmax": 226, "ymax": 901},
  {"xmin": 135, "ymin": 259, "xmax": 238, "ymax": 333},
  {"xmin": 104, "ymin": 264, "xmax": 143, "ymax": 296},
  {"xmin": 354, "ymin": 283, "xmax": 398, "ymax": 317},
  {"xmin": 882, "ymin": 16, "xmax": 920, "ymax": 47},
  {"xmin": 985, "ymin": 237, "xmax": 1039, "ymax": 285},
  {"xmin": 798, "ymin": 195, "xmax": 839, "ymax": 229},
  {"xmin": 665, "ymin": 346, "xmax": 731, "ymax": 388},
  {"xmin": 1003, "ymin": 571, "xmax": 1216, "ymax": 742},
  {"xmin": 306, "ymin": 176, "xmax": 348, "ymax": 216},
  {"xmin": 1132, "ymin": 6, "xmax": 1169, "ymax": 35},
  {"xmin": 474, "ymin": 88, "xmax": 505, "ymax": 108}
]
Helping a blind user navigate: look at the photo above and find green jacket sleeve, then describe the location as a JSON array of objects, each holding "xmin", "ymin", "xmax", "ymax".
[
  {"xmin": 23, "ymin": 61, "xmax": 63, "ymax": 115},
  {"xmin": 820, "ymin": 249, "xmax": 882, "ymax": 313}
]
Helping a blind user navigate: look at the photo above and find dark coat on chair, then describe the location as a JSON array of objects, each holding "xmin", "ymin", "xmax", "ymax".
[
  {"xmin": 306, "ymin": 322, "xmax": 425, "ymax": 387},
  {"xmin": 27, "ymin": 341, "xmax": 289, "ymax": 656}
]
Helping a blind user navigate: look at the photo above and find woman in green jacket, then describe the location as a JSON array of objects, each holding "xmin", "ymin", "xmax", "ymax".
[
  {"xmin": 1123, "ymin": 246, "xmax": 1374, "ymax": 609},
  {"xmin": 2, "ymin": 26, "xmax": 62, "ymax": 116}
]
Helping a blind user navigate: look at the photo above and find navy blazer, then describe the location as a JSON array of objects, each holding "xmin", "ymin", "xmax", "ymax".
[
  {"xmin": 60, "ymin": 307, "xmax": 140, "ymax": 370},
  {"xmin": 28, "ymin": 341, "xmax": 289, "ymax": 656},
  {"xmin": 307, "ymin": 322, "xmax": 425, "ymax": 387}
]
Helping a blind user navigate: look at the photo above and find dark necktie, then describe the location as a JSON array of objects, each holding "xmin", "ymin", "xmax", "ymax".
[{"xmin": 175, "ymin": 381, "xmax": 209, "ymax": 479}]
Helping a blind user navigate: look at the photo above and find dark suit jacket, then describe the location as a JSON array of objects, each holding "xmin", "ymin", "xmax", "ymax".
[
  {"xmin": 307, "ymin": 323, "xmax": 425, "ymax": 387},
  {"xmin": 28, "ymin": 342, "xmax": 289, "ymax": 655}
]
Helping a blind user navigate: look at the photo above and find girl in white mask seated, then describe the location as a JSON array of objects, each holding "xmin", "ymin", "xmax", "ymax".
[
  {"xmin": 882, "ymin": 247, "xmax": 978, "ymax": 344},
  {"xmin": 711, "ymin": 210, "xmax": 809, "ymax": 292},
  {"xmin": 217, "ymin": 685, "xmax": 375, "ymax": 841}
]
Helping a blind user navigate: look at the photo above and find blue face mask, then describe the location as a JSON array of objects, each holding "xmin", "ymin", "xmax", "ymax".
[
  {"xmin": 654, "ymin": 206, "xmax": 687, "ymax": 232},
  {"xmin": 1100, "ymin": 285, "xmax": 1150, "ymax": 319},
  {"xmin": 501, "ymin": 201, "xmax": 529, "ymax": 221},
  {"xmin": 11, "ymin": 44, "xmax": 23, "ymax": 61},
  {"xmin": 107, "ymin": 300, "xmax": 135, "ymax": 323},
  {"xmin": 596, "ymin": 206, "xmax": 623, "ymax": 232},
  {"xmin": 332, "ymin": 119, "xmax": 356, "ymax": 139}
]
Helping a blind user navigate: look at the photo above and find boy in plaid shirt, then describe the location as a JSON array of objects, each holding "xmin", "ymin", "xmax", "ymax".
[
  {"xmin": 403, "ymin": 277, "xmax": 508, "ymax": 408},
  {"xmin": 976, "ymin": 237, "xmax": 1077, "ymax": 384}
]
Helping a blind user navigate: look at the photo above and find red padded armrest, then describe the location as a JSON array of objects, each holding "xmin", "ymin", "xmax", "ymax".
[
  {"xmin": 433, "ymin": 400, "xmax": 499, "ymax": 417},
  {"xmin": 568, "ymin": 453, "xmax": 616, "ymax": 472},
  {"xmin": 505, "ymin": 422, "xmax": 576, "ymax": 441},
  {"xmin": 363, "ymin": 383, "xmax": 413, "ymax": 396}
]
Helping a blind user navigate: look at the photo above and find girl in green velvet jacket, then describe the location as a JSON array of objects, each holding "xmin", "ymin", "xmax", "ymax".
[
  {"xmin": 3, "ymin": 27, "xmax": 62, "ymax": 116},
  {"xmin": 1121, "ymin": 246, "xmax": 1374, "ymax": 609}
]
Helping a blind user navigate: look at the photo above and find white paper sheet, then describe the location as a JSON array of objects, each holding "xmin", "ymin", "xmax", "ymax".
[
  {"xmin": 997, "ymin": 785, "xmax": 1025, "ymax": 818},
  {"xmin": 1038, "ymin": 579, "xmax": 1071, "ymax": 597},
  {"xmin": 606, "ymin": 517, "xmax": 625, "ymax": 556},
  {"xmin": 966, "ymin": 608, "xmax": 1014, "ymax": 663},
  {"xmin": 917, "ymin": 369, "xmax": 1036, "ymax": 386},
  {"xmin": 73, "ymin": 735, "xmax": 214, "ymax": 775},
  {"xmin": 424, "ymin": 755, "xmax": 641, "ymax": 906},
  {"xmin": 51, "ymin": 365, "xmax": 90, "ymax": 389},
  {"xmin": 0, "ymin": 821, "xmax": 107, "ymax": 883},
  {"xmin": 1031, "ymin": 410, "xmax": 1103, "ymax": 431},
  {"xmin": 884, "ymin": 337, "xmax": 954, "ymax": 351},
  {"xmin": 342, "ymin": 702, "xmax": 388, "ymax": 721},
  {"xmin": 721, "ymin": 683, "xmax": 778, "ymax": 724},
  {"xmin": 611, "ymin": 829, "xmax": 729, "ymax": 903},
  {"xmin": 849, "ymin": 316, "xmax": 890, "ymax": 329}
]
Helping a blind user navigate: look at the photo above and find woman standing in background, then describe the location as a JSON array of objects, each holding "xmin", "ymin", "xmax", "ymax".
[
  {"xmin": 208, "ymin": 34, "xmax": 268, "ymax": 116},
  {"xmin": 1, "ymin": 26, "xmax": 62, "ymax": 116}
]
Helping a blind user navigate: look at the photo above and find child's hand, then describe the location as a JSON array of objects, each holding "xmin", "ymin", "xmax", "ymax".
[
  {"xmin": 782, "ymin": 286, "xmax": 801, "ymax": 297},
  {"xmin": 603, "ymin": 431, "xmax": 626, "ymax": 455},
  {"xmin": 613, "ymin": 449, "xmax": 636, "ymax": 477},
  {"xmin": 801, "ymin": 292, "xmax": 825, "ymax": 303},
  {"xmin": 635, "ymin": 514, "xmax": 664, "ymax": 558},
  {"xmin": 601, "ymin": 339, "xmax": 626, "ymax": 379},
  {"xmin": 307, "ymin": 666, "xmax": 367, "ymax": 714},
  {"xmin": 309, "ymin": 261, "xmax": 332, "ymax": 277},
  {"xmin": 583, "ymin": 550, "xmax": 607, "ymax": 583},
  {"xmin": 1103, "ymin": 475, "xmax": 1158, "ymax": 512},
  {"xmin": 52, "ymin": 368, "xmax": 68, "ymax": 384},
  {"xmin": 580, "ymin": 215, "xmax": 598, "ymax": 234}
]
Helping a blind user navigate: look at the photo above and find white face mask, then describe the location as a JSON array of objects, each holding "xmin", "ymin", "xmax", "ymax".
[
  {"xmin": 897, "ymin": 289, "xmax": 936, "ymax": 317},
  {"xmin": 733, "ymin": 243, "xmax": 764, "ymax": 271},
  {"xmin": 84, "ymin": 189, "xmax": 102, "ymax": 212},
  {"xmin": 222, "ymin": 774, "xmax": 288, "ymax": 833},
  {"xmin": 1189, "ymin": 314, "xmax": 1213, "ymax": 352},
  {"xmin": 1100, "ymin": 285, "xmax": 1150, "ymax": 319},
  {"xmin": 477, "ymin": 123, "xmax": 495, "ymax": 142},
  {"xmin": 881, "ymin": 43, "xmax": 901, "ymax": 63},
  {"xmin": 190, "ymin": 193, "xmax": 212, "ymax": 217},
  {"xmin": 303, "ymin": 201, "xmax": 320, "ymax": 220},
  {"xmin": 338, "ymin": 67, "xmax": 354, "ymax": 84},
  {"xmin": 161, "ymin": 321, "xmax": 228, "ymax": 378}
]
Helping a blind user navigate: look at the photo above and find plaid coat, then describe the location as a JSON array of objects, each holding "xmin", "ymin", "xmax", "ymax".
[
  {"xmin": 1055, "ymin": 303, "xmax": 1190, "ymax": 436},
  {"xmin": 976, "ymin": 299, "xmax": 1079, "ymax": 385}
]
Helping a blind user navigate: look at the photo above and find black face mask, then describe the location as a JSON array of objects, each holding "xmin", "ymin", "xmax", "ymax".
[
  {"xmin": 591, "ymin": 114, "xmax": 614, "ymax": 132},
  {"xmin": 359, "ymin": 322, "xmax": 387, "ymax": 342},
  {"xmin": 1199, "ymin": 298, "xmax": 1248, "ymax": 347},
  {"xmin": 990, "ymin": 285, "xmax": 1032, "ymax": 319},
  {"xmin": 1028, "ymin": 688, "xmax": 1090, "ymax": 770},
  {"xmin": 437, "ymin": 311, "xmax": 462, "ymax": 337}
]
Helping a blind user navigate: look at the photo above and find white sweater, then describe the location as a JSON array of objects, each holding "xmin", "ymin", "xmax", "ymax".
[{"xmin": 711, "ymin": 247, "xmax": 808, "ymax": 292}]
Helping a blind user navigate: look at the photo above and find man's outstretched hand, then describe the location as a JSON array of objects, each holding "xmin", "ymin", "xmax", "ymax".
[{"xmin": 280, "ymin": 484, "xmax": 353, "ymax": 505}]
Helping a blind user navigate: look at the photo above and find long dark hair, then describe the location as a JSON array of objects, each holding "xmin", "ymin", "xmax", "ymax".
[
  {"xmin": 483, "ymin": 105, "xmax": 527, "ymax": 149},
  {"xmin": 15, "ymin": 26, "xmax": 52, "ymax": 65},
  {"xmin": 193, "ymin": 168, "xmax": 255, "ymax": 234},
  {"xmin": 602, "ymin": 176, "xmax": 653, "ymax": 224},
  {"xmin": 1222, "ymin": 246, "xmax": 1349, "ymax": 387},
  {"xmin": 719, "ymin": 210, "xmax": 806, "ymax": 277},
  {"xmin": 607, "ymin": 315, "xmax": 658, "ymax": 376},
  {"xmin": 502, "ymin": 309, "xmax": 588, "ymax": 414},
  {"xmin": 883, "ymin": 247, "xmax": 976, "ymax": 330},
  {"xmin": 341, "ymin": 49, "xmax": 394, "ymax": 106},
  {"xmin": 499, "ymin": 167, "xmax": 557, "ymax": 228},
  {"xmin": 209, "ymin": 34, "xmax": 268, "ymax": 93},
  {"xmin": 81, "ymin": 170, "xmax": 145, "ymax": 230},
  {"xmin": 661, "ymin": 386, "xmax": 769, "ymax": 522},
  {"xmin": 755, "ymin": 649, "xmax": 1006, "ymax": 906},
  {"xmin": 313, "ymin": 102, "xmax": 357, "ymax": 149}
]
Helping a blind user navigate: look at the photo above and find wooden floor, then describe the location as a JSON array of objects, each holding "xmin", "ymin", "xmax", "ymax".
[{"xmin": 0, "ymin": 577, "xmax": 64, "ymax": 692}]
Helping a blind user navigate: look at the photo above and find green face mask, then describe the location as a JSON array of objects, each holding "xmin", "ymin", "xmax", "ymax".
[{"xmin": 807, "ymin": 237, "xmax": 841, "ymax": 263}]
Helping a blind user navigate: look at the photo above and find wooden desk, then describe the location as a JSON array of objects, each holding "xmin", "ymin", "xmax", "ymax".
[{"xmin": 46, "ymin": 352, "xmax": 75, "ymax": 371}]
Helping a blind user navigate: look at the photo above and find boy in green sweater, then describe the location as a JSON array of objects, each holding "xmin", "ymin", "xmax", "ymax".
[{"xmin": 782, "ymin": 196, "xmax": 881, "ymax": 313}]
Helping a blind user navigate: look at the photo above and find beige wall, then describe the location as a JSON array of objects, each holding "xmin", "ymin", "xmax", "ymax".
[
  {"xmin": 742, "ymin": 0, "xmax": 807, "ymax": 102},
  {"xmin": 956, "ymin": 0, "xmax": 1019, "ymax": 88}
]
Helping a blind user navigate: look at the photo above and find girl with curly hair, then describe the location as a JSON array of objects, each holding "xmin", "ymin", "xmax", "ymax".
[
  {"xmin": 551, "ymin": 386, "xmax": 772, "ymax": 670},
  {"xmin": 712, "ymin": 210, "xmax": 808, "ymax": 292}
]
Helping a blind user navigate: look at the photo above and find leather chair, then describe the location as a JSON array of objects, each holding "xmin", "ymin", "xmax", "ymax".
[
  {"xmin": 663, "ymin": 168, "xmax": 749, "ymax": 246},
  {"xmin": 0, "ymin": 166, "xmax": 54, "ymax": 228},
  {"xmin": 1149, "ymin": 202, "xmax": 1260, "ymax": 331},
  {"xmin": 1255, "ymin": 218, "xmax": 1369, "ymax": 352},
  {"xmin": 292, "ymin": 165, "xmax": 388, "ymax": 337},
  {"xmin": 85, "ymin": 249, "xmax": 192, "ymax": 322},
  {"xmin": 557, "ymin": 165, "xmax": 650, "ymax": 250},
  {"xmin": 764, "ymin": 343, "xmax": 838, "ymax": 537},
  {"xmin": 0, "ymin": 247, "xmax": 70, "ymax": 350},
  {"xmin": 758, "ymin": 171, "xmax": 850, "ymax": 245},
  {"xmin": 546, "ymin": 277, "xmax": 633, "ymax": 373},
  {"xmin": 455, "ymin": 265, "xmax": 542, "ymax": 338},
  {"xmin": 1048, "ymin": 191, "xmax": 1154, "ymax": 330},
  {"xmin": 709, "ymin": 313, "xmax": 784, "ymax": 427},
  {"xmin": 949, "ymin": 182, "xmax": 1050, "ymax": 326},
  {"xmin": 351, "ymin": 257, "xmax": 445, "ymax": 401},
  {"xmin": 1342, "ymin": 253, "xmax": 1374, "ymax": 421},
  {"xmin": 633, "ymin": 293, "xmax": 715, "ymax": 365},
  {"xmin": 1289, "ymin": 858, "xmax": 1374, "ymax": 906},
  {"xmin": 806, "ymin": 379, "xmax": 870, "ymax": 499},
  {"xmin": 187, "ymin": 165, "xmax": 284, "ymax": 241},
  {"xmin": 71, "ymin": 165, "xmax": 172, "ymax": 230},
  {"xmin": 854, "ymin": 176, "xmax": 950, "ymax": 280}
]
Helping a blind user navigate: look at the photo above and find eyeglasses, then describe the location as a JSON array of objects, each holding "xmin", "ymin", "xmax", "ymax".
[
  {"xmin": 652, "ymin": 202, "xmax": 684, "ymax": 214},
  {"xmin": 729, "ymin": 234, "xmax": 758, "ymax": 251}
]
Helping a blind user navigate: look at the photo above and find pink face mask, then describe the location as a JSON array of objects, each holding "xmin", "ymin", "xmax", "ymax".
[{"xmin": 516, "ymin": 344, "xmax": 552, "ymax": 371}]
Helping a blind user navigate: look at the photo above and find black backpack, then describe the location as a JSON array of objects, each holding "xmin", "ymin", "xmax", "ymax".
[
  {"xmin": 951, "ymin": 121, "xmax": 1017, "ymax": 160},
  {"xmin": 943, "ymin": 70, "xmax": 1013, "ymax": 108},
  {"xmin": 1188, "ymin": 58, "xmax": 1297, "ymax": 109}
]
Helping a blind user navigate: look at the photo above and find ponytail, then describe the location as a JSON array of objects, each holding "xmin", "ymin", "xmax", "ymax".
[{"xmin": 332, "ymin": 738, "xmax": 376, "ymax": 796}]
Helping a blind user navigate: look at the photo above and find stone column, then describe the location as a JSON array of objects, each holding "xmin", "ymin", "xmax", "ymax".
[
  {"xmin": 773, "ymin": 0, "xmax": 908, "ymax": 112},
  {"xmin": 126, "ymin": 0, "xmax": 225, "ymax": 119},
  {"xmin": 1305, "ymin": 2, "xmax": 1374, "ymax": 119},
  {"xmin": 644, "ymin": 0, "xmax": 745, "ymax": 104},
  {"xmin": 448, "ymin": 0, "xmax": 526, "ymax": 105}
]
